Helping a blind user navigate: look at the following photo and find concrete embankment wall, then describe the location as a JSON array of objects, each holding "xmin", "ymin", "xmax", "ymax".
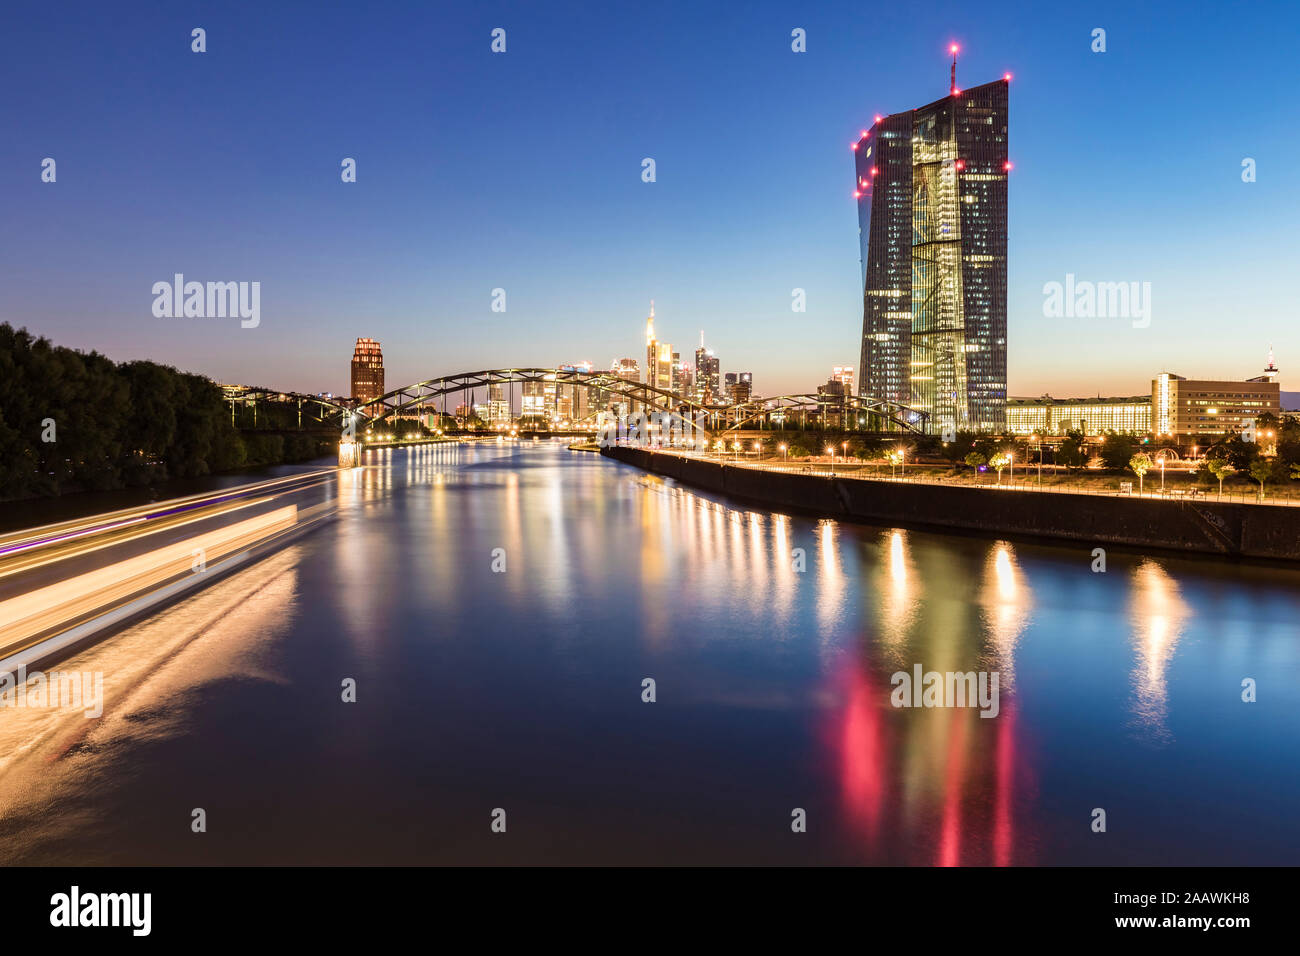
[{"xmin": 602, "ymin": 446, "xmax": 1300, "ymax": 561}]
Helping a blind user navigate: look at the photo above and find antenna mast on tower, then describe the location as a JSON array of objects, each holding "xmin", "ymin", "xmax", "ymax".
[{"xmin": 950, "ymin": 43, "xmax": 959, "ymax": 94}]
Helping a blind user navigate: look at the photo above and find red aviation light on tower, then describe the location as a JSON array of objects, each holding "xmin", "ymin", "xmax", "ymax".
[
  {"xmin": 860, "ymin": 130, "xmax": 868, "ymax": 138},
  {"xmin": 873, "ymin": 114, "xmax": 883, "ymax": 124},
  {"xmin": 871, "ymin": 167, "xmax": 879, "ymax": 177},
  {"xmin": 1003, "ymin": 160, "xmax": 1014, "ymax": 172},
  {"xmin": 955, "ymin": 159, "xmax": 966, "ymax": 172},
  {"xmin": 853, "ymin": 190, "xmax": 861, "ymax": 200},
  {"xmin": 851, "ymin": 141, "xmax": 859, "ymax": 150},
  {"xmin": 1003, "ymin": 72, "xmax": 1013, "ymax": 81}
]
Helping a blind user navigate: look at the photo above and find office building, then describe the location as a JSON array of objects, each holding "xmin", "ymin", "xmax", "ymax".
[
  {"xmin": 609, "ymin": 358, "xmax": 640, "ymax": 416},
  {"xmin": 855, "ymin": 60, "xmax": 1008, "ymax": 434},
  {"xmin": 485, "ymin": 383, "xmax": 510, "ymax": 424},
  {"xmin": 350, "ymin": 337, "xmax": 385, "ymax": 417},
  {"xmin": 1007, "ymin": 396, "xmax": 1151, "ymax": 436},
  {"xmin": 521, "ymin": 380, "xmax": 547, "ymax": 421},
  {"xmin": 694, "ymin": 335, "xmax": 720, "ymax": 405},
  {"xmin": 643, "ymin": 302, "xmax": 674, "ymax": 407},
  {"xmin": 724, "ymin": 371, "xmax": 753, "ymax": 404},
  {"xmin": 1153, "ymin": 371, "xmax": 1280, "ymax": 439}
]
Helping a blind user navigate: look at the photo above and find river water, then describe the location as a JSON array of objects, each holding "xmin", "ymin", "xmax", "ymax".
[{"xmin": 1, "ymin": 441, "xmax": 1297, "ymax": 865}]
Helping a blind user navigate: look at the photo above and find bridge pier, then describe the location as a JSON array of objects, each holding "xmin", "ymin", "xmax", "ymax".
[{"xmin": 338, "ymin": 440, "xmax": 360, "ymax": 468}]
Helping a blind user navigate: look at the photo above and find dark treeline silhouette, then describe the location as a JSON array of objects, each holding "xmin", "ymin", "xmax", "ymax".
[{"xmin": 0, "ymin": 323, "xmax": 325, "ymax": 499}]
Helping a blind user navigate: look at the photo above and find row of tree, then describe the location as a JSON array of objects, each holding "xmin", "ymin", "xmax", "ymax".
[{"xmin": 0, "ymin": 323, "xmax": 325, "ymax": 499}]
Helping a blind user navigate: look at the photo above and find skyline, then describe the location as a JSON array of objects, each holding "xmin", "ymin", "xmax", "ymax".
[{"xmin": 3, "ymin": 1, "xmax": 1298, "ymax": 400}]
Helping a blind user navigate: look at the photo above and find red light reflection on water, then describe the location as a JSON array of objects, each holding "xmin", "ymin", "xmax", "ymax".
[{"xmin": 825, "ymin": 660, "xmax": 1030, "ymax": 866}]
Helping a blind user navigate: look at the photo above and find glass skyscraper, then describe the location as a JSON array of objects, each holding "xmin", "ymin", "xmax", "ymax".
[{"xmin": 854, "ymin": 76, "xmax": 1008, "ymax": 434}]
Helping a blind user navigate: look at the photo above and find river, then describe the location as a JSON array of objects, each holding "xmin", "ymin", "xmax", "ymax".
[{"xmin": 1, "ymin": 440, "xmax": 1297, "ymax": 864}]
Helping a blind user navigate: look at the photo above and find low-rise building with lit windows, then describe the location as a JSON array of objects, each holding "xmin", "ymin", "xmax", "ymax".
[
  {"xmin": 1152, "ymin": 371, "xmax": 1280, "ymax": 438},
  {"xmin": 1007, "ymin": 395, "xmax": 1151, "ymax": 436}
]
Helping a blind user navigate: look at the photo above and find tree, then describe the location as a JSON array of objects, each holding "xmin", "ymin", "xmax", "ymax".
[
  {"xmin": 1057, "ymin": 429, "xmax": 1088, "ymax": 470},
  {"xmin": 1249, "ymin": 459, "xmax": 1284, "ymax": 500},
  {"xmin": 988, "ymin": 452, "xmax": 1010, "ymax": 484},
  {"xmin": 941, "ymin": 430, "xmax": 981, "ymax": 464},
  {"xmin": 1207, "ymin": 458, "xmax": 1235, "ymax": 496},
  {"xmin": 964, "ymin": 452, "xmax": 986, "ymax": 476},
  {"xmin": 1220, "ymin": 434, "xmax": 1260, "ymax": 471},
  {"xmin": 1128, "ymin": 452, "xmax": 1152, "ymax": 493},
  {"xmin": 886, "ymin": 449, "xmax": 903, "ymax": 477},
  {"xmin": 1100, "ymin": 433, "xmax": 1139, "ymax": 470}
]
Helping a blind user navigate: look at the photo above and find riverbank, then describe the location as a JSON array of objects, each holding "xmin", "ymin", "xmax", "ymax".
[{"xmin": 602, "ymin": 445, "xmax": 1300, "ymax": 560}]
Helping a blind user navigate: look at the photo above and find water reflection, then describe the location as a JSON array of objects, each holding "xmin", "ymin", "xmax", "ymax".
[
  {"xmin": 3, "ymin": 443, "xmax": 1299, "ymax": 865},
  {"xmin": 1127, "ymin": 560, "xmax": 1190, "ymax": 743},
  {"xmin": 829, "ymin": 530, "xmax": 1036, "ymax": 865}
]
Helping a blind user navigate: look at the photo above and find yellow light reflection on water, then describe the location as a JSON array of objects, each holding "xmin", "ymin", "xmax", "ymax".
[
  {"xmin": 981, "ymin": 543, "xmax": 1032, "ymax": 689},
  {"xmin": 1128, "ymin": 560, "xmax": 1189, "ymax": 742}
]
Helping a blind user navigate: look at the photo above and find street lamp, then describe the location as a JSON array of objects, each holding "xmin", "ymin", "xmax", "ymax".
[
  {"xmin": 899, "ymin": 445, "xmax": 906, "ymax": 478},
  {"xmin": 1031, "ymin": 434, "xmax": 1042, "ymax": 484},
  {"xmin": 1157, "ymin": 455, "xmax": 1166, "ymax": 492},
  {"xmin": 826, "ymin": 445, "xmax": 835, "ymax": 476},
  {"xmin": 779, "ymin": 442, "xmax": 787, "ymax": 465},
  {"xmin": 1008, "ymin": 451, "xmax": 1014, "ymax": 484}
]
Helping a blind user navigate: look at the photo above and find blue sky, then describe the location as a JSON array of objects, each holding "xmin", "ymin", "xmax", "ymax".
[{"xmin": 2, "ymin": 0, "xmax": 1297, "ymax": 398}]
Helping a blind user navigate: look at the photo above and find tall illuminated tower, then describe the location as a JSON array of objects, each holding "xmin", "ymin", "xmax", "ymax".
[
  {"xmin": 350, "ymin": 337, "xmax": 384, "ymax": 418},
  {"xmin": 643, "ymin": 301, "xmax": 672, "ymax": 407},
  {"xmin": 854, "ymin": 49, "xmax": 1008, "ymax": 434}
]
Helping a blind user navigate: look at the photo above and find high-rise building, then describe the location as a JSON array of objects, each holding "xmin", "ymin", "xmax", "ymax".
[
  {"xmin": 855, "ymin": 57, "xmax": 1008, "ymax": 434},
  {"xmin": 610, "ymin": 358, "xmax": 640, "ymax": 416},
  {"xmin": 724, "ymin": 371, "xmax": 753, "ymax": 404},
  {"xmin": 521, "ymin": 380, "xmax": 547, "ymax": 421},
  {"xmin": 350, "ymin": 337, "xmax": 385, "ymax": 417},
  {"xmin": 832, "ymin": 365, "xmax": 855, "ymax": 395},
  {"xmin": 694, "ymin": 333, "xmax": 720, "ymax": 405},
  {"xmin": 486, "ymin": 383, "xmax": 510, "ymax": 424},
  {"xmin": 557, "ymin": 362, "xmax": 595, "ymax": 425},
  {"xmin": 643, "ymin": 301, "xmax": 674, "ymax": 406},
  {"xmin": 675, "ymin": 357, "xmax": 693, "ymax": 399}
]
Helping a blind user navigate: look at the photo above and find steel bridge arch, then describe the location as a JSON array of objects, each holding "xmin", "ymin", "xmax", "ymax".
[
  {"xmin": 365, "ymin": 368, "xmax": 716, "ymax": 426},
  {"xmin": 721, "ymin": 394, "xmax": 929, "ymax": 435},
  {"xmin": 221, "ymin": 385, "xmax": 360, "ymax": 426}
]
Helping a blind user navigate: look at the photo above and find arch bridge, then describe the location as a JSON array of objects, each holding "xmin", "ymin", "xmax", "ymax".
[
  {"xmin": 221, "ymin": 385, "xmax": 356, "ymax": 428},
  {"xmin": 364, "ymin": 368, "xmax": 716, "ymax": 427},
  {"xmin": 229, "ymin": 371, "xmax": 931, "ymax": 437}
]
